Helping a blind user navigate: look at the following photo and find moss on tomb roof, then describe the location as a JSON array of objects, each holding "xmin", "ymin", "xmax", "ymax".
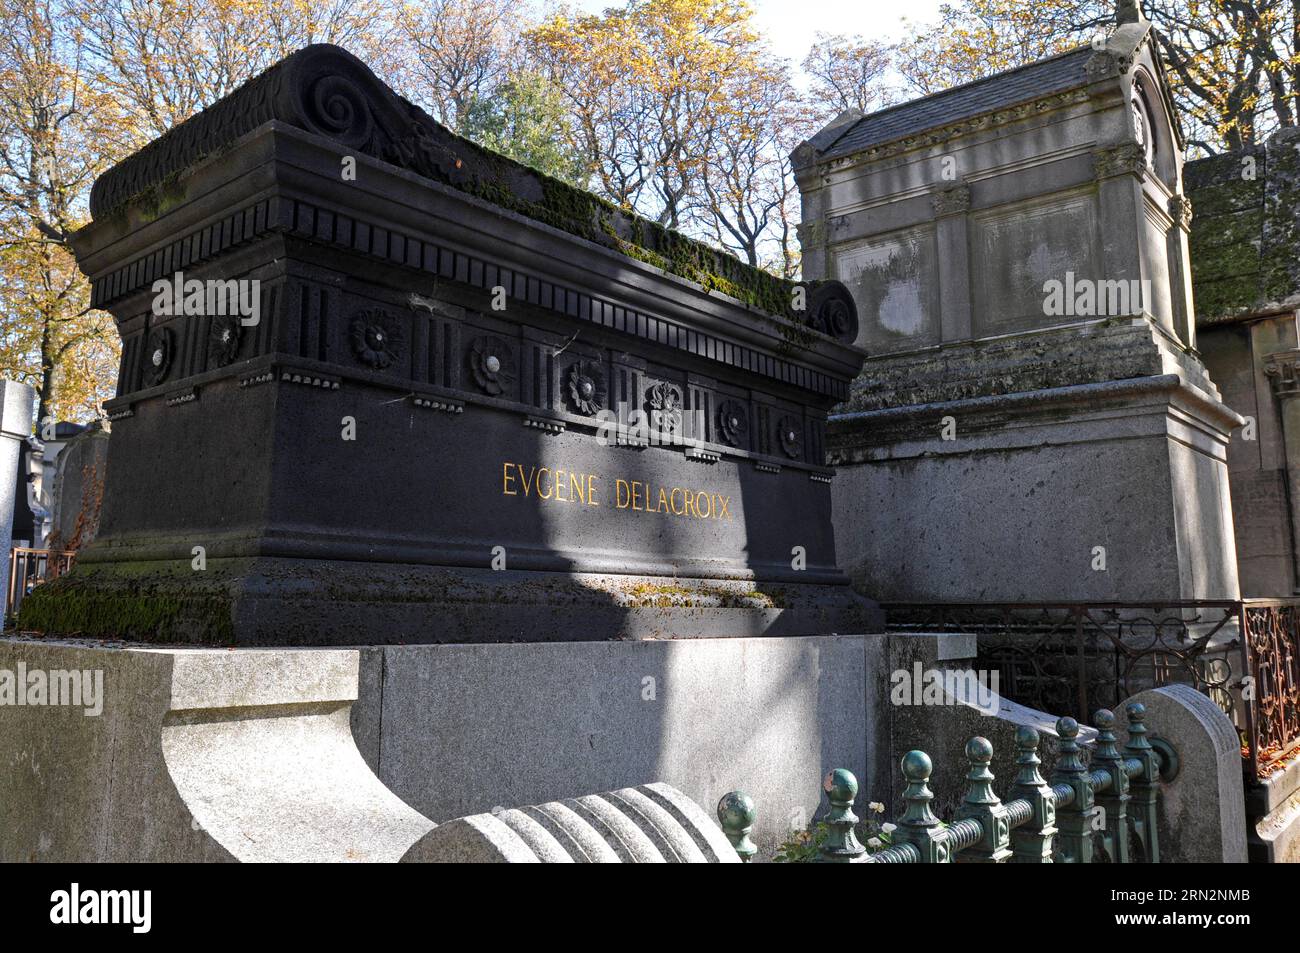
[{"xmin": 446, "ymin": 133, "xmax": 801, "ymax": 321}]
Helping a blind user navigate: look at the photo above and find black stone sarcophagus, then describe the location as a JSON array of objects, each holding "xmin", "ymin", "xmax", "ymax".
[{"xmin": 23, "ymin": 45, "xmax": 880, "ymax": 645}]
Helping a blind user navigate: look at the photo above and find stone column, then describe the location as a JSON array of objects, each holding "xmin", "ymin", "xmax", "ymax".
[
  {"xmin": 932, "ymin": 184, "xmax": 973, "ymax": 342},
  {"xmin": 0, "ymin": 380, "xmax": 35, "ymax": 617},
  {"xmin": 793, "ymin": 150, "xmax": 832, "ymax": 283},
  {"xmin": 1093, "ymin": 143, "xmax": 1147, "ymax": 299},
  {"xmin": 795, "ymin": 218, "xmax": 829, "ymax": 291},
  {"xmin": 1263, "ymin": 349, "xmax": 1300, "ymax": 593},
  {"xmin": 1167, "ymin": 193, "xmax": 1197, "ymax": 349}
]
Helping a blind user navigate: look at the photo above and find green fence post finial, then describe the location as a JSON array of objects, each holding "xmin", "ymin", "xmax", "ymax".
[
  {"xmin": 1126, "ymin": 702, "xmax": 1152, "ymax": 751},
  {"xmin": 717, "ymin": 791, "xmax": 757, "ymax": 863},
  {"xmin": 891, "ymin": 750, "xmax": 950, "ymax": 863},
  {"xmin": 1124, "ymin": 701, "xmax": 1180, "ymax": 779},
  {"xmin": 1049, "ymin": 716, "xmax": 1094, "ymax": 863},
  {"xmin": 1008, "ymin": 726, "xmax": 1056, "ymax": 863},
  {"xmin": 956, "ymin": 736, "xmax": 1012, "ymax": 863},
  {"xmin": 819, "ymin": 768, "xmax": 866, "ymax": 863},
  {"xmin": 1093, "ymin": 708, "xmax": 1132, "ymax": 863},
  {"xmin": 1124, "ymin": 702, "xmax": 1162, "ymax": 863},
  {"xmin": 1054, "ymin": 716, "xmax": 1087, "ymax": 774},
  {"xmin": 1094, "ymin": 708, "xmax": 1122, "ymax": 761}
]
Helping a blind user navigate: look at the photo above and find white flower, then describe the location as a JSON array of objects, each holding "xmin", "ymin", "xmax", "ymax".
[
  {"xmin": 867, "ymin": 837, "xmax": 883, "ymax": 848},
  {"xmin": 881, "ymin": 823, "xmax": 897, "ymax": 834},
  {"xmin": 868, "ymin": 801, "xmax": 885, "ymax": 814}
]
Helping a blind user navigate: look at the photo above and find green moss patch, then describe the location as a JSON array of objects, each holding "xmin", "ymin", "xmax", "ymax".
[
  {"xmin": 18, "ymin": 564, "xmax": 236, "ymax": 645},
  {"xmin": 1188, "ymin": 136, "xmax": 1300, "ymax": 321},
  {"xmin": 449, "ymin": 136, "xmax": 803, "ymax": 320}
]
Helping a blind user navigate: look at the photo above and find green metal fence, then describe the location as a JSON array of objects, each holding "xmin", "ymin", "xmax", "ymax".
[{"xmin": 717, "ymin": 703, "xmax": 1178, "ymax": 863}]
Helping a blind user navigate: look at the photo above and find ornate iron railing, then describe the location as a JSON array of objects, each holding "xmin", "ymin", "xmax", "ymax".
[
  {"xmin": 1239, "ymin": 600, "xmax": 1300, "ymax": 779},
  {"xmin": 717, "ymin": 704, "xmax": 1176, "ymax": 863},
  {"xmin": 882, "ymin": 599, "xmax": 1300, "ymax": 781}
]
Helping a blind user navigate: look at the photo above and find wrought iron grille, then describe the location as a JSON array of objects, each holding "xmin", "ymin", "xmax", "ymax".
[
  {"xmin": 883, "ymin": 600, "xmax": 1300, "ymax": 780},
  {"xmin": 1240, "ymin": 600, "xmax": 1300, "ymax": 779}
]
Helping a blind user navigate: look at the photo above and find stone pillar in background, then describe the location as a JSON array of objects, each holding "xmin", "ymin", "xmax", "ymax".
[
  {"xmin": 0, "ymin": 380, "xmax": 35, "ymax": 617},
  {"xmin": 1262, "ymin": 349, "xmax": 1300, "ymax": 593}
]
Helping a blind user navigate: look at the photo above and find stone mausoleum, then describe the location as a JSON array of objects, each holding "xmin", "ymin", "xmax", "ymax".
[
  {"xmin": 789, "ymin": 2, "xmax": 1297, "ymax": 861},
  {"xmin": 23, "ymin": 42, "xmax": 877, "ymax": 648},
  {"xmin": 796, "ymin": 6, "xmax": 1242, "ymax": 605},
  {"xmin": 5, "ymin": 42, "xmax": 889, "ymax": 858}
]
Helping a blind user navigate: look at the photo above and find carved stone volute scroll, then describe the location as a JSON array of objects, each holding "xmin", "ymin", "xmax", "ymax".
[
  {"xmin": 89, "ymin": 44, "xmax": 470, "ymax": 217},
  {"xmin": 804, "ymin": 280, "xmax": 860, "ymax": 345}
]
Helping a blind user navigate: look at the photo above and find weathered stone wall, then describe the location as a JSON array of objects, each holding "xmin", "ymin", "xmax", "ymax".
[
  {"xmin": 1197, "ymin": 315, "xmax": 1298, "ymax": 596},
  {"xmin": 1, "ymin": 632, "xmax": 1252, "ymax": 862},
  {"xmin": 349, "ymin": 634, "xmax": 888, "ymax": 858},
  {"xmin": 796, "ymin": 23, "xmax": 1199, "ymax": 370},
  {"xmin": 0, "ymin": 634, "xmax": 888, "ymax": 861},
  {"xmin": 1186, "ymin": 129, "xmax": 1300, "ymax": 323},
  {"xmin": 1187, "ymin": 131, "xmax": 1300, "ymax": 598},
  {"xmin": 829, "ymin": 375, "xmax": 1241, "ymax": 603}
]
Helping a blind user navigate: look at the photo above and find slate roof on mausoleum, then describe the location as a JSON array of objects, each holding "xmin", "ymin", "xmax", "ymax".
[{"xmin": 817, "ymin": 45, "xmax": 1096, "ymax": 160}]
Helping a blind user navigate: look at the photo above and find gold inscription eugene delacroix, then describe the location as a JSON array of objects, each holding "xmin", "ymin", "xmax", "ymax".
[{"xmin": 500, "ymin": 461, "xmax": 733, "ymax": 521}]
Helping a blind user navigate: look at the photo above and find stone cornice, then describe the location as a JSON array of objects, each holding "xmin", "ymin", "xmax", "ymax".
[
  {"xmin": 82, "ymin": 126, "xmax": 864, "ymax": 402},
  {"xmin": 88, "ymin": 44, "xmax": 847, "ymax": 349},
  {"xmin": 838, "ymin": 318, "xmax": 1223, "ymax": 413},
  {"xmin": 1084, "ymin": 49, "xmax": 1123, "ymax": 87},
  {"xmin": 89, "ymin": 195, "xmax": 279, "ymax": 311},
  {"xmin": 827, "ymin": 373, "xmax": 1243, "ymax": 462}
]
